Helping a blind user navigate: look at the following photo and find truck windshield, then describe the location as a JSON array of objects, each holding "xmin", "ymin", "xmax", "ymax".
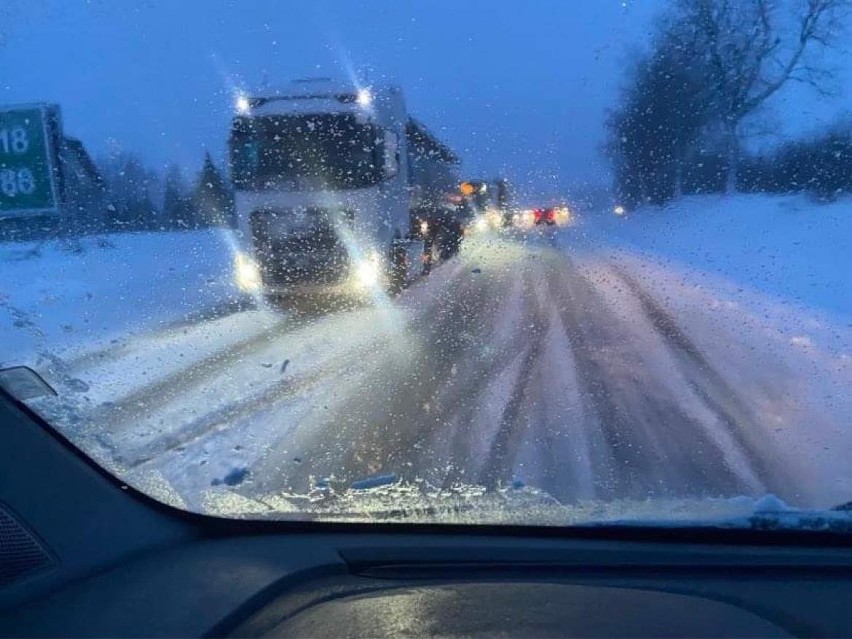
[{"xmin": 230, "ymin": 114, "xmax": 384, "ymax": 191}]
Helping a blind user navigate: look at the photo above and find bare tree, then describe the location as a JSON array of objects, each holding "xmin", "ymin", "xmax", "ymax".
[{"xmin": 677, "ymin": 0, "xmax": 850, "ymax": 192}]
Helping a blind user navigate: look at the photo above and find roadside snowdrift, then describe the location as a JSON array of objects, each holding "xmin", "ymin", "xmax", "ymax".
[
  {"xmin": 567, "ymin": 194, "xmax": 852, "ymax": 506},
  {"xmin": 0, "ymin": 229, "xmax": 243, "ymax": 366},
  {"xmin": 590, "ymin": 194, "xmax": 851, "ymax": 317}
]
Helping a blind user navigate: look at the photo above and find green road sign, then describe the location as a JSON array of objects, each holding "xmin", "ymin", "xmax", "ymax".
[{"xmin": 0, "ymin": 105, "xmax": 61, "ymax": 218}]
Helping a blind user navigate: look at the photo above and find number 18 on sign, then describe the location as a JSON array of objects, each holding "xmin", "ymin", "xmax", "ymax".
[{"xmin": 0, "ymin": 106, "xmax": 60, "ymax": 218}]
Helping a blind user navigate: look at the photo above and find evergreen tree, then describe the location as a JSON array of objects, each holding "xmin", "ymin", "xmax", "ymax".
[
  {"xmin": 162, "ymin": 164, "xmax": 197, "ymax": 230},
  {"xmin": 100, "ymin": 152, "xmax": 160, "ymax": 231},
  {"xmin": 192, "ymin": 152, "xmax": 234, "ymax": 227}
]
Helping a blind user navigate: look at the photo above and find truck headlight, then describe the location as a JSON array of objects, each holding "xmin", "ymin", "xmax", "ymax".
[
  {"xmin": 354, "ymin": 251, "xmax": 382, "ymax": 288},
  {"xmin": 356, "ymin": 88, "xmax": 373, "ymax": 107},
  {"xmin": 235, "ymin": 94, "xmax": 250, "ymax": 115},
  {"xmin": 234, "ymin": 252, "xmax": 262, "ymax": 293}
]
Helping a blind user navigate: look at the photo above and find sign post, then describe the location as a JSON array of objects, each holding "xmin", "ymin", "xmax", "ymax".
[{"xmin": 0, "ymin": 104, "xmax": 61, "ymax": 219}]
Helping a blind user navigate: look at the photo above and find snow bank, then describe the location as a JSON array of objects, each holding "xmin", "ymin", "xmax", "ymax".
[
  {"xmin": 568, "ymin": 195, "xmax": 852, "ymax": 507},
  {"xmin": 586, "ymin": 194, "xmax": 852, "ymax": 317},
  {"xmin": 0, "ymin": 229, "xmax": 243, "ymax": 367}
]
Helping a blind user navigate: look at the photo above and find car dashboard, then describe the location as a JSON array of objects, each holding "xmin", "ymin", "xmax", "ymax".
[{"xmin": 2, "ymin": 392, "xmax": 852, "ymax": 638}]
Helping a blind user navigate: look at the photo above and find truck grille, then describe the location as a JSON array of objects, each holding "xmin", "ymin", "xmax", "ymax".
[{"xmin": 250, "ymin": 208, "xmax": 352, "ymax": 285}]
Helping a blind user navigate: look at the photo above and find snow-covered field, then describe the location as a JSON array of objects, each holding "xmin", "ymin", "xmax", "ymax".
[
  {"xmin": 586, "ymin": 194, "xmax": 852, "ymax": 318},
  {"xmin": 564, "ymin": 195, "xmax": 852, "ymax": 511},
  {"xmin": 3, "ymin": 195, "xmax": 851, "ymax": 521},
  {"xmin": 576, "ymin": 195, "xmax": 851, "ymax": 381},
  {"xmin": 0, "ymin": 229, "xmax": 244, "ymax": 367}
]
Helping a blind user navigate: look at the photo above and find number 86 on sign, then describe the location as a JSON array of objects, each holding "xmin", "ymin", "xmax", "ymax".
[{"xmin": 0, "ymin": 168, "xmax": 36, "ymax": 197}]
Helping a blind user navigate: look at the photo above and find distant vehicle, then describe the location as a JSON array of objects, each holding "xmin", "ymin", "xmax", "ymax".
[
  {"xmin": 510, "ymin": 205, "xmax": 572, "ymax": 229},
  {"xmin": 420, "ymin": 178, "xmax": 508, "ymax": 272},
  {"xmin": 537, "ymin": 206, "xmax": 572, "ymax": 226},
  {"xmin": 459, "ymin": 178, "xmax": 512, "ymax": 231},
  {"xmin": 534, "ymin": 207, "xmax": 557, "ymax": 226},
  {"xmin": 228, "ymin": 78, "xmax": 459, "ymax": 299}
]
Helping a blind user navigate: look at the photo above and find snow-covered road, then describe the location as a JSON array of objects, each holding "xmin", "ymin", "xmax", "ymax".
[{"xmin": 25, "ymin": 222, "xmax": 852, "ymax": 514}]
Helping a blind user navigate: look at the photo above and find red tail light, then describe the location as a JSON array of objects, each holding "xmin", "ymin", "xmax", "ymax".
[
  {"xmin": 544, "ymin": 209, "xmax": 555, "ymax": 220},
  {"xmin": 533, "ymin": 209, "xmax": 544, "ymax": 221}
]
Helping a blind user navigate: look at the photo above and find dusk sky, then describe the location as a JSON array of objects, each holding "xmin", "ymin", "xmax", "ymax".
[{"xmin": 2, "ymin": 0, "xmax": 850, "ymax": 199}]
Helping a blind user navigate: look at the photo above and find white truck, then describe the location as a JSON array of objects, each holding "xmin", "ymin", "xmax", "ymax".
[{"xmin": 228, "ymin": 78, "xmax": 459, "ymax": 299}]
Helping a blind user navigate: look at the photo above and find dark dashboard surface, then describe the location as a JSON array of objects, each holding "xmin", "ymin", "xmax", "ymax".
[
  {"xmin": 232, "ymin": 577, "xmax": 794, "ymax": 638},
  {"xmin": 5, "ymin": 530, "xmax": 852, "ymax": 638}
]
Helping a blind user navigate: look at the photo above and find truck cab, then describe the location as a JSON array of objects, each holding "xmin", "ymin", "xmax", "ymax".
[{"xmin": 228, "ymin": 78, "xmax": 457, "ymax": 299}]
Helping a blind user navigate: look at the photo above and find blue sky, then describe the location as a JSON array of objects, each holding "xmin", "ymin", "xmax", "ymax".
[{"xmin": 1, "ymin": 1, "xmax": 849, "ymax": 199}]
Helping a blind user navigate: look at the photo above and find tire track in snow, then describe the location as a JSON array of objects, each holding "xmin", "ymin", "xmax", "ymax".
[
  {"xmin": 237, "ymin": 240, "xmax": 786, "ymax": 502},
  {"xmin": 465, "ymin": 256, "xmax": 562, "ymax": 492},
  {"xmin": 247, "ymin": 254, "xmax": 517, "ymax": 493},
  {"xmin": 105, "ymin": 305, "xmax": 415, "ymax": 467},
  {"xmin": 407, "ymin": 243, "xmax": 572, "ymax": 491},
  {"xmin": 80, "ymin": 265, "xmax": 460, "ymax": 461},
  {"xmin": 82, "ymin": 316, "xmax": 296, "ymax": 423},
  {"xmin": 325, "ymin": 272, "xmax": 508, "ymax": 486},
  {"xmin": 60, "ymin": 299, "xmax": 263, "ymax": 373},
  {"xmin": 92, "ymin": 260, "xmax": 471, "ymax": 493},
  {"xmin": 66, "ymin": 233, "xmax": 821, "ymax": 508},
  {"xmin": 429, "ymin": 265, "xmax": 542, "ymax": 489},
  {"xmin": 509, "ymin": 263, "xmax": 602, "ymax": 503},
  {"xmin": 611, "ymin": 266, "xmax": 793, "ymax": 498},
  {"xmin": 476, "ymin": 341, "xmax": 540, "ymax": 490},
  {"xmin": 549, "ymin": 254, "xmax": 769, "ymax": 500}
]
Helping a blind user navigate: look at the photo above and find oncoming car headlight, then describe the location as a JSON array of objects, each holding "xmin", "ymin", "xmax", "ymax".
[{"xmin": 234, "ymin": 252, "xmax": 262, "ymax": 293}]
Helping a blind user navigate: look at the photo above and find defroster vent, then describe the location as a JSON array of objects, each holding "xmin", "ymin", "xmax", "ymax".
[{"xmin": 0, "ymin": 503, "xmax": 55, "ymax": 588}]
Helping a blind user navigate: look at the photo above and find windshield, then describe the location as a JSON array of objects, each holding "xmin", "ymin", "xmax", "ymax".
[
  {"xmin": 230, "ymin": 114, "xmax": 385, "ymax": 191},
  {"xmin": 1, "ymin": 1, "xmax": 851, "ymax": 532}
]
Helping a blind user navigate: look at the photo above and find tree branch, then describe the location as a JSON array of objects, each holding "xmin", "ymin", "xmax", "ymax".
[{"xmin": 743, "ymin": 0, "xmax": 845, "ymax": 113}]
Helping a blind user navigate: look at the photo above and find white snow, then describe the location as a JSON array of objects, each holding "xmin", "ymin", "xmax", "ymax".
[
  {"xmin": 570, "ymin": 194, "xmax": 852, "ymax": 506},
  {"xmin": 0, "ymin": 229, "xmax": 244, "ymax": 368},
  {"xmin": 586, "ymin": 194, "xmax": 852, "ymax": 319},
  {"xmin": 3, "ymin": 196, "xmax": 851, "ymax": 521},
  {"xmin": 197, "ymin": 480, "xmax": 852, "ymax": 530}
]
